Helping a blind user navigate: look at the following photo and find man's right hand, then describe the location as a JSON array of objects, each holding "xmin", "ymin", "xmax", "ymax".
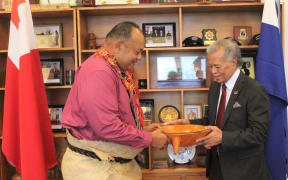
[{"xmin": 151, "ymin": 129, "xmax": 168, "ymax": 149}]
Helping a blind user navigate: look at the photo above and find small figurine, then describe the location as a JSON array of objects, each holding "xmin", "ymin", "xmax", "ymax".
[{"xmin": 87, "ymin": 33, "xmax": 96, "ymax": 49}]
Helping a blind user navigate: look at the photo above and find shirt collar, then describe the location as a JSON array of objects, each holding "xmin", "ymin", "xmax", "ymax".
[{"xmin": 224, "ymin": 68, "xmax": 240, "ymax": 91}]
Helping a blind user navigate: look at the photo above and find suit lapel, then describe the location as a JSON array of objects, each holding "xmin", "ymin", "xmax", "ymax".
[
  {"xmin": 210, "ymin": 83, "xmax": 221, "ymax": 125},
  {"xmin": 222, "ymin": 72, "xmax": 246, "ymax": 128}
]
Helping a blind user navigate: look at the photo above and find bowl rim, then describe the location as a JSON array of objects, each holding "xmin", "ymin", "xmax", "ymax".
[{"xmin": 161, "ymin": 125, "xmax": 211, "ymax": 135}]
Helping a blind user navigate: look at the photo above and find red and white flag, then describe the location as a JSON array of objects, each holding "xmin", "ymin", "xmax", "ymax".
[{"xmin": 1, "ymin": 0, "xmax": 57, "ymax": 179}]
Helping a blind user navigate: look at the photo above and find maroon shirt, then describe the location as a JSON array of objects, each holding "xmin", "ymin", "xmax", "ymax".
[{"xmin": 62, "ymin": 55, "xmax": 152, "ymax": 148}]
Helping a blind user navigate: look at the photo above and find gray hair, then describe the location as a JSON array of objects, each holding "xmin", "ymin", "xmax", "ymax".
[
  {"xmin": 106, "ymin": 21, "xmax": 142, "ymax": 41},
  {"xmin": 207, "ymin": 39, "xmax": 242, "ymax": 66}
]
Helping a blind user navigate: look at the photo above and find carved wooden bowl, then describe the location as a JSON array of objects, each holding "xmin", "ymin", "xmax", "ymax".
[{"xmin": 161, "ymin": 124, "xmax": 211, "ymax": 153}]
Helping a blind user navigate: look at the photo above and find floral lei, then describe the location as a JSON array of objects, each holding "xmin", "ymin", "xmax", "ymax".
[{"xmin": 93, "ymin": 47, "xmax": 144, "ymax": 128}]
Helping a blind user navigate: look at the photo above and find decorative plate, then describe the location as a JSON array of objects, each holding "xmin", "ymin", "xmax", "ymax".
[
  {"xmin": 167, "ymin": 144, "xmax": 196, "ymax": 164},
  {"xmin": 158, "ymin": 105, "xmax": 180, "ymax": 123}
]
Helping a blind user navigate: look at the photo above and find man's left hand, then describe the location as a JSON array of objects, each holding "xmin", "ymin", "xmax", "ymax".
[
  {"xmin": 196, "ymin": 126, "xmax": 222, "ymax": 149},
  {"xmin": 143, "ymin": 123, "xmax": 160, "ymax": 132}
]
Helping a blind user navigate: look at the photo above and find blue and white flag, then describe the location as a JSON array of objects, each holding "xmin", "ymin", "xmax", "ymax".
[{"xmin": 256, "ymin": 0, "xmax": 288, "ymax": 179}]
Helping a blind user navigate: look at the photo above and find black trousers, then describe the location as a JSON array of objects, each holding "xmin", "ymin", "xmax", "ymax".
[{"xmin": 209, "ymin": 148, "xmax": 224, "ymax": 180}]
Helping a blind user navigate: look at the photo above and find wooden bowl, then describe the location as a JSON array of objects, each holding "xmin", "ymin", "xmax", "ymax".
[{"xmin": 161, "ymin": 124, "xmax": 211, "ymax": 153}]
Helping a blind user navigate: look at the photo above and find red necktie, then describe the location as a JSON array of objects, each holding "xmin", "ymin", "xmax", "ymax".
[{"xmin": 216, "ymin": 84, "xmax": 226, "ymax": 128}]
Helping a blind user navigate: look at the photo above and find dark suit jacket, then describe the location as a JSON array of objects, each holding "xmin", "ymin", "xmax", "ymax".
[{"xmin": 194, "ymin": 72, "xmax": 270, "ymax": 180}]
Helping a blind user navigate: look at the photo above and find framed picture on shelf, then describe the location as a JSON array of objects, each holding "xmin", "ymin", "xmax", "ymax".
[
  {"xmin": 241, "ymin": 53, "xmax": 256, "ymax": 79},
  {"xmin": 48, "ymin": 105, "xmax": 65, "ymax": 132},
  {"xmin": 140, "ymin": 99, "xmax": 154, "ymax": 125},
  {"xmin": 156, "ymin": 55, "xmax": 207, "ymax": 88},
  {"xmin": 34, "ymin": 24, "xmax": 63, "ymax": 48},
  {"xmin": 41, "ymin": 59, "xmax": 64, "ymax": 86},
  {"xmin": 233, "ymin": 26, "xmax": 252, "ymax": 45},
  {"xmin": 135, "ymin": 148, "xmax": 149, "ymax": 169},
  {"xmin": 142, "ymin": 22, "xmax": 176, "ymax": 48},
  {"xmin": 184, "ymin": 105, "xmax": 201, "ymax": 120}
]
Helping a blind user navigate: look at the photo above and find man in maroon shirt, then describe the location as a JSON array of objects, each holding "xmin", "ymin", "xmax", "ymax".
[{"xmin": 61, "ymin": 21, "xmax": 168, "ymax": 180}]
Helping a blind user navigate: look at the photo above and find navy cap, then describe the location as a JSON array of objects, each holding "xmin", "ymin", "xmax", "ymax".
[
  {"xmin": 224, "ymin": 37, "xmax": 241, "ymax": 46},
  {"xmin": 248, "ymin": 34, "xmax": 260, "ymax": 45},
  {"xmin": 182, "ymin": 36, "xmax": 204, "ymax": 47}
]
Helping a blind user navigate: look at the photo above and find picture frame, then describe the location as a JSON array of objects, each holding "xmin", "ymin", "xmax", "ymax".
[
  {"xmin": 48, "ymin": 105, "xmax": 65, "ymax": 132},
  {"xmin": 142, "ymin": 23, "xmax": 176, "ymax": 48},
  {"xmin": 233, "ymin": 26, "xmax": 252, "ymax": 45},
  {"xmin": 184, "ymin": 105, "xmax": 201, "ymax": 120},
  {"xmin": 140, "ymin": 99, "xmax": 155, "ymax": 124},
  {"xmin": 41, "ymin": 59, "xmax": 64, "ymax": 86},
  {"xmin": 156, "ymin": 55, "xmax": 207, "ymax": 88},
  {"xmin": 241, "ymin": 53, "xmax": 256, "ymax": 79},
  {"xmin": 34, "ymin": 24, "xmax": 63, "ymax": 48},
  {"xmin": 135, "ymin": 148, "xmax": 149, "ymax": 169}
]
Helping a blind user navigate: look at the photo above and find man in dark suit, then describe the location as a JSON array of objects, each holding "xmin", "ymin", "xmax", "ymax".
[{"xmin": 169, "ymin": 39, "xmax": 270, "ymax": 180}]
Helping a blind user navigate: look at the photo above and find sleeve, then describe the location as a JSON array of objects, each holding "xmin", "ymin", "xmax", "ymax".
[
  {"xmin": 221, "ymin": 83, "xmax": 270, "ymax": 152},
  {"xmin": 78, "ymin": 69, "xmax": 152, "ymax": 148}
]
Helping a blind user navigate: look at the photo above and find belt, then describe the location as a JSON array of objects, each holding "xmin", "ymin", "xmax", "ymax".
[{"xmin": 67, "ymin": 142, "xmax": 132, "ymax": 164}]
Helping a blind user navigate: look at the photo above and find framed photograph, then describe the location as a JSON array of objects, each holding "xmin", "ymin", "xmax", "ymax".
[
  {"xmin": 41, "ymin": 59, "xmax": 64, "ymax": 86},
  {"xmin": 241, "ymin": 53, "xmax": 256, "ymax": 79},
  {"xmin": 184, "ymin": 105, "xmax": 201, "ymax": 120},
  {"xmin": 142, "ymin": 23, "xmax": 176, "ymax": 48},
  {"xmin": 140, "ymin": 99, "xmax": 155, "ymax": 124},
  {"xmin": 155, "ymin": 55, "xmax": 207, "ymax": 88},
  {"xmin": 48, "ymin": 105, "xmax": 65, "ymax": 132},
  {"xmin": 136, "ymin": 148, "xmax": 149, "ymax": 169},
  {"xmin": 34, "ymin": 24, "xmax": 63, "ymax": 48}
]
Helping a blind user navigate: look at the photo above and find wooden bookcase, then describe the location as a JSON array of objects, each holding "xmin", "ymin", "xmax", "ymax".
[
  {"xmin": 0, "ymin": 2, "xmax": 269, "ymax": 179},
  {"xmin": 76, "ymin": 3, "xmax": 262, "ymax": 180}
]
